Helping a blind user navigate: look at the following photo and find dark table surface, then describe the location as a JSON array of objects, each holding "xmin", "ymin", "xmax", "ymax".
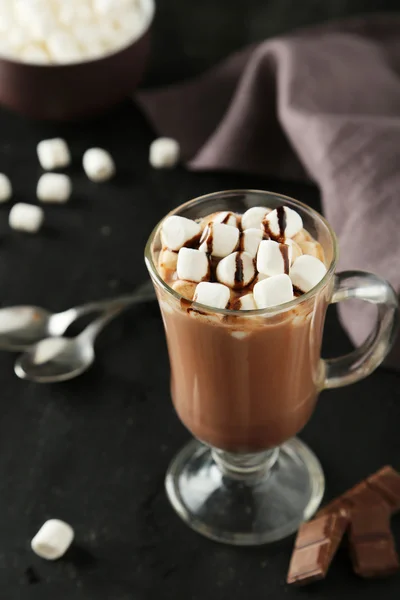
[
  {"xmin": 1, "ymin": 2, "xmax": 400, "ymax": 595},
  {"xmin": 0, "ymin": 100, "xmax": 399, "ymax": 600}
]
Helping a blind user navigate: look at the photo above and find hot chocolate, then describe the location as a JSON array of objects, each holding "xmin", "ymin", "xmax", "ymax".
[{"xmin": 153, "ymin": 205, "xmax": 329, "ymax": 452}]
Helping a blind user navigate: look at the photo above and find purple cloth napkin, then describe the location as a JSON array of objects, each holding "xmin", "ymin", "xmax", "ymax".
[{"xmin": 136, "ymin": 14, "xmax": 400, "ymax": 369}]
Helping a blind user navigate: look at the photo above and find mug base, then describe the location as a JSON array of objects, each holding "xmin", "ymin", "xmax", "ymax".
[{"xmin": 165, "ymin": 437, "xmax": 324, "ymax": 545}]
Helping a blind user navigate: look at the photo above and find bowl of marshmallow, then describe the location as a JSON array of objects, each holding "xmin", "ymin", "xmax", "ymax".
[{"xmin": 0, "ymin": 0, "xmax": 155, "ymax": 120}]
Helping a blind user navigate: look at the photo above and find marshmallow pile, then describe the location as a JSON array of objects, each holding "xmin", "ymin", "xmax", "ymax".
[
  {"xmin": 158, "ymin": 206, "xmax": 328, "ymax": 311},
  {"xmin": 3, "ymin": 137, "xmax": 116, "ymax": 234},
  {"xmin": 0, "ymin": 0, "xmax": 151, "ymax": 64}
]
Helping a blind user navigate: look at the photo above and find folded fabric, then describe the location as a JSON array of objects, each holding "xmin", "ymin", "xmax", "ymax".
[{"xmin": 136, "ymin": 14, "xmax": 400, "ymax": 369}]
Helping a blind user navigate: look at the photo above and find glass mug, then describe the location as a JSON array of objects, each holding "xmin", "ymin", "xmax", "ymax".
[{"xmin": 145, "ymin": 190, "xmax": 398, "ymax": 545}]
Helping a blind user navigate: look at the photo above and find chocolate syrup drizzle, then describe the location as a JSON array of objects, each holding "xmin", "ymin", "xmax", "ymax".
[
  {"xmin": 277, "ymin": 206, "xmax": 287, "ymax": 241},
  {"xmin": 234, "ymin": 253, "xmax": 244, "ymax": 286},
  {"xmin": 279, "ymin": 243, "xmax": 290, "ymax": 275},
  {"xmin": 263, "ymin": 205, "xmax": 287, "ymax": 243},
  {"xmin": 292, "ymin": 285, "xmax": 305, "ymax": 297}
]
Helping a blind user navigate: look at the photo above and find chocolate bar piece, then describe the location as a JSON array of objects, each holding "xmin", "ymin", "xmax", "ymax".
[
  {"xmin": 367, "ymin": 466, "xmax": 400, "ymax": 512},
  {"xmin": 317, "ymin": 466, "xmax": 400, "ymax": 518},
  {"xmin": 349, "ymin": 504, "xmax": 400, "ymax": 578},
  {"xmin": 287, "ymin": 513, "xmax": 348, "ymax": 585}
]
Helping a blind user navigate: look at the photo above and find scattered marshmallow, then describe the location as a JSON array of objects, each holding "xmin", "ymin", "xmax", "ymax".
[
  {"xmin": 9, "ymin": 203, "xmax": 44, "ymax": 233},
  {"xmin": 253, "ymin": 274, "xmax": 294, "ymax": 309},
  {"xmin": 0, "ymin": 173, "xmax": 12, "ymax": 202},
  {"xmin": 31, "ymin": 519, "xmax": 74, "ymax": 560},
  {"xmin": 241, "ymin": 206, "xmax": 271, "ymax": 230},
  {"xmin": 149, "ymin": 138, "xmax": 180, "ymax": 169},
  {"xmin": 37, "ymin": 173, "xmax": 72, "ymax": 203},
  {"xmin": 199, "ymin": 222, "xmax": 239, "ymax": 258},
  {"xmin": 211, "ymin": 211, "xmax": 239, "ymax": 228},
  {"xmin": 161, "ymin": 216, "xmax": 201, "ymax": 251},
  {"xmin": 216, "ymin": 251, "xmax": 256, "ymax": 289},
  {"xmin": 235, "ymin": 293, "xmax": 257, "ymax": 310},
  {"xmin": 193, "ymin": 282, "xmax": 230, "ymax": 310},
  {"xmin": 257, "ymin": 240, "xmax": 292, "ymax": 276},
  {"xmin": 83, "ymin": 148, "xmax": 116, "ymax": 182},
  {"xmin": 263, "ymin": 206, "xmax": 303, "ymax": 240},
  {"xmin": 177, "ymin": 248, "xmax": 209, "ymax": 283},
  {"xmin": 240, "ymin": 228, "xmax": 263, "ymax": 258},
  {"xmin": 289, "ymin": 255, "xmax": 327, "ymax": 293},
  {"xmin": 172, "ymin": 279, "xmax": 197, "ymax": 300},
  {"xmin": 37, "ymin": 138, "xmax": 71, "ymax": 170},
  {"xmin": 285, "ymin": 238, "xmax": 303, "ymax": 264},
  {"xmin": 34, "ymin": 337, "xmax": 69, "ymax": 365},
  {"xmin": 0, "ymin": 307, "xmax": 38, "ymax": 334}
]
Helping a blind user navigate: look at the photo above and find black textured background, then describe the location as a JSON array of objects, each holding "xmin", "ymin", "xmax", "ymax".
[{"xmin": 0, "ymin": 1, "xmax": 399, "ymax": 599}]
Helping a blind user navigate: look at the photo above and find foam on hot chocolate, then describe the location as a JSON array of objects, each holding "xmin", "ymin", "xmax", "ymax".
[{"xmin": 157, "ymin": 208, "xmax": 327, "ymax": 311}]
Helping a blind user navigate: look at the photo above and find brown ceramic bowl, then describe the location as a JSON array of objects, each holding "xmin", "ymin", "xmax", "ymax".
[{"xmin": 0, "ymin": 0, "xmax": 154, "ymax": 121}]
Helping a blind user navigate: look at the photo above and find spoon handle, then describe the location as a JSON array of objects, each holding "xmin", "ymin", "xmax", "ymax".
[
  {"xmin": 50, "ymin": 281, "xmax": 155, "ymax": 336},
  {"xmin": 79, "ymin": 283, "xmax": 155, "ymax": 344}
]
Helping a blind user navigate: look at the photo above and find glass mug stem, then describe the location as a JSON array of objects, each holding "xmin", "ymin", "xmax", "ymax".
[
  {"xmin": 324, "ymin": 271, "xmax": 398, "ymax": 389},
  {"xmin": 212, "ymin": 447, "xmax": 280, "ymax": 480}
]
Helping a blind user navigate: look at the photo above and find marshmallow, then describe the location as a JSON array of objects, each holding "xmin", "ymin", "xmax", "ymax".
[
  {"xmin": 93, "ymin": 0, "xmax": 134, "ymax": 14},
  {"xmin": 298, "ymin": 240, "xmax": 325, "ymax": 262},
  {"xmin": 9, "ymin": 203, "xmax": 44, "ymax": 233},
  {"xmin": 47, "ymin": 31, "xmax": 83, "ymax": 64},
  {"xmin": 211, "ymin": 211, "xmax": 239, "ymax": 228},
  {"xmin": 37, "ymin": 138, "xmax": 71, "ymax": 170},
  {"xmin": 289, "ymin": 255, "xmax": 327, "ymax": 293},
  {"xmin": 31, "ymin": 519, "xmax": 74, "ymax": 560},
  {"xmin": 241, "ymin": 206, "xmax": 271, "ymax": 230},
  {"xmin": 293, "ymin": 229, "xmax": 313, "ymax": 244},
  {"xmin": 161, "ymin": 216, "xmax": 201, "ymax": 251},
  {"xmin": 37, "ymin": 173, "xmax": 72, "ymax": 203},
  {"xmin": 0, "ymin": 307, "xmax": 37, "ymax": 334},
  {"xmin": 158, "ymin": 249, "xmax": 178, "ymax": 271},
  {"xmin": 216, "ymin": 251, "xmax": 256, "ymax": 289},
  {"xmin": 58, "ymin": 3, "xmax": 93, "ymax": 26},
  {"xmin": 285, "ymin": 238, "xmax": 303, "ymax": 264},
  {"xmin": 149, "ymin": 138, "xmax": 180, "ymax": 169},
  {"xmin": 34, "ymin": 337, "xmax": 69, "ymax": 365},
  {"xmin": 257, "ymin": 240, "xmax": 292, "ymax": 276},
  {"xmin": 253, "ymin": 274, "xmax": 294, "ymax": 309},
  {"xmin": 19, "ymin": 43, "xmax": 50, "ymax": 64},
  {"xmin": 263, "ymin": 206, "xmax": 303, "ymax": 240},
  {"xmin": 254, "ymin": 272, "xmax": 269, "ymax": 285},
  {"xmin": 235, "ymin": 293, "xmax": 257, "ymax": 311},
  {"xmin": 194, "ymin": 282, "xmax": 230, "ymax": 309},
  {"xmin": 0, "ymin": 173, "xmax": 12, "ymax": 202},
  {"xmin": 177, "ymin": 248, "xmax": 209, "ymax": 283},
  {"xmin": 83, "ymin": 148, "xmax": 116, "ymax": 182},
  {"xmin": 14, "ymin": 0, "xmax": 56, "ymax": 39},
  {"xmin": 172, "ymin": 279, "xmax": 197, "ymax": 300},
  {"xmin": 240, "ymin": 228, "xmax": 263, "ymax": 258},
  {"xmin": 199, "ymin": 222, "xmax": 239, "ymax": 258}
]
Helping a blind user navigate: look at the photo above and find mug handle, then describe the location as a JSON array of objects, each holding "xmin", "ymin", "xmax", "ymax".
[{"xmin": 323, "ymin": 271, "xmax": 399, "ymax": 389}]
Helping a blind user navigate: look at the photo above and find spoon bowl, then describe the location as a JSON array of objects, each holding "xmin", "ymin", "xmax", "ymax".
[
  {"xmin": 15, "ymin": 336, "xmax": 95, "ymax": 383},
  {"xmin": 0, "ymin": 307, "xmax": 53, "ymax": 351}
]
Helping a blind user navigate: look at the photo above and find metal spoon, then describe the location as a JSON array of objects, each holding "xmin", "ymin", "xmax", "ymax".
[
  {"xmin": 14, "ymin": 282, "xmax": 156, "ymax": 383},
  {"xmin": 0, "ymin": 281, "xmax": 155, "ymax": 351}
]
